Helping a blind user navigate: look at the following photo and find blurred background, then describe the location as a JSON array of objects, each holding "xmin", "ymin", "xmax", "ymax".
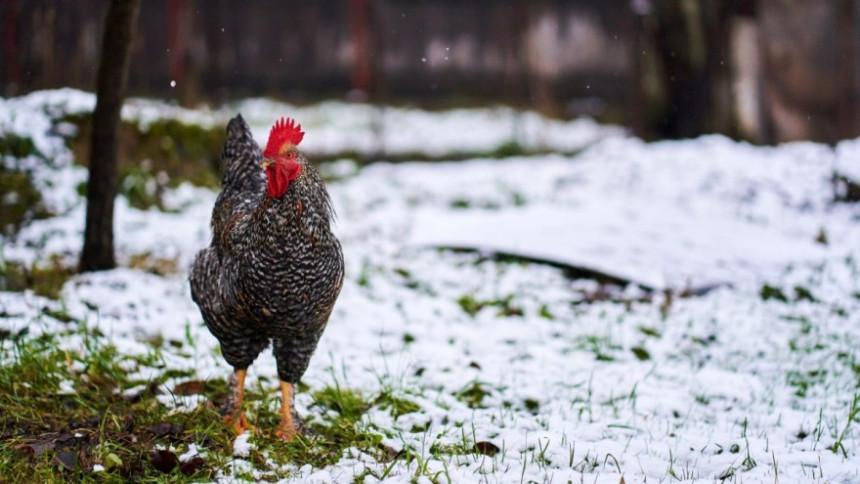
[{"xmin": 2, "ymin": 0, "xmax": 858, "ymax": 144}]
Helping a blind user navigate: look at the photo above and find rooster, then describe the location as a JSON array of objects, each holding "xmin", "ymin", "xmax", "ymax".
[{"xmin": 190, "ymin": 115, "xmax": 344, "ymax": 441}]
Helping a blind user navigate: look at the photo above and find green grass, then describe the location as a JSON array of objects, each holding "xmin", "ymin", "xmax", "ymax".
[
  {"xmin": 230, "ymin": 384, "xmax": 394, "ymax": 482},
  {"xmin": 0, "ymin": 251, "xmax": 181, "ymax": 300},
  {"xmin": 0, "ymin": 256, "xmax": 76, "ymax": 299},
  {"xmin": 456, "ymin": 294, "xmax": 524, "ymax": 318},
  {"xmin": 455, "ymin": 381, "xmax": 492, "ymax": 409},
  {"xmin": 0, "ymin": 322, "xmax": 412, "ymax": 483},
  {"xmin": 64, "ymin": 115, "xmax": 224, "ymax": 195},
  {"xmin": 0, "ymin": 132, "xmax": 40, "ymax": 159},
  {"xmin": 0, "ymin": 327, "xmax": 233, "ymax": 482},
  {"xmin": 0, "ymin": 167, "xmax": 53, "ymax": 237},
  {"xmin": 373, "ymin": 391, "xmax": 421, "ymax": 420},
  {"xmin": 0, "ymin": 335, "xmax": 225, "ymax": 483},
  {"xmin": 0, "ymin": 132, "xmax": 53, "ymax": 237}
]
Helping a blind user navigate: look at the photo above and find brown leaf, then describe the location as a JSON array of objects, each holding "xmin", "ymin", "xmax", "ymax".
[
  {"xmin": 149, "ymin": 422, "xmax": 172, "ymax": 436},
  {"xmin": 17, "ymin": 440, "xmax": 54, "ymax": 458},
  {"xmin": 53, "ymin": 451, "xmax": 77, "ymax": 471},
  {"xmin": 55, "ymin": 433, "xmax": 76, "ymax": 444},
  {"xmin": 469, "ymin": 361, "xmax": 482, "ymax": 370},
  {"xmin": 173, "ymin": 380, "xmax": 205, "ymax": 396},
  {"xmin": 150, "ymin": 449, "xmax": 179, "ymax": 474},
  {"xmin": 473, "ymin": 441, "xmax": 500, "ymax": 457},
  {"xmin": 179, "ymin": 456, "xmax": 206, "ymax": 475},
  {"xmin": 149, "ymin": 422, "xmax": 183, "ymax": 437}
]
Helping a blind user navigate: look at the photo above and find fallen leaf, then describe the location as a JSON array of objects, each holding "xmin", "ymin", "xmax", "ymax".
[
  {"xmin": 17, "ymin": 440, "xmax": 54, "ymax": 458},
  {"xmin": 473, "ymin": 441, "xmax": 500, "ymax": 457},
  {"xmin": 55, "ymin": 433, "xmax": 76, "ymax": 444},
  {"xmin": 150, "ymin": 449, "xmax": 179, "ymax": 473},
  {"xmin": 173, "ymin": 380, "xmax": 205, "ymax": 395},
  {"xmin": 149, "ymin": 422, "xmax": 172, "ymax": 436},
  {"xmin": 180, "ymin": 456, "xmax": 206, "ymax": 475},
  {"xmin": 54, "ymin": 451, "xmax": 77, "ymax": 471},
  {"xmin": 149, "ymin": 422, "xmax": 183, "ymax": 437}
]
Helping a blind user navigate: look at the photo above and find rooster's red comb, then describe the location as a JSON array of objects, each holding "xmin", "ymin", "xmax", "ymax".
[{"xmin": 263, "ymin": 117, "xmax": 304, "ymax": 157}]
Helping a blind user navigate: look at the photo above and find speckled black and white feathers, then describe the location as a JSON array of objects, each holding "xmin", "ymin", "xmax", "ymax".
[
  {"xmin": 190, "ymin": 114, "xmax": 344, "ymax": 384},
  {"xmin": 209, "ymin": 115, "xmax": 266, "ymax": 250}
]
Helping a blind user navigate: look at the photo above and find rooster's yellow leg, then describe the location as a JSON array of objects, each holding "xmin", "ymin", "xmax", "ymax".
[
  {"xmin": 222, "ymin": 369, "xmax": 253, "ymax": 434},
  {"xmin": 275, "ymin": 381, "xmax": 299, "ymax": 441}
]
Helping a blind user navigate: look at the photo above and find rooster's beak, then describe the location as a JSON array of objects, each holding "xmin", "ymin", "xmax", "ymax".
[{"xmin": 261, "ymin": 160, "xmax": 273, "ymax": 169}]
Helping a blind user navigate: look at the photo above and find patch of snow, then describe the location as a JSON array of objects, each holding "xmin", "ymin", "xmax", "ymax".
[
  {"xmin": 410, "ymin": 200, "xmax": 829, "ymax": 289},
  {"xmin": 232, "ymin": 433, "xmax": 253, "ymax": 458},
  {"xmin": 179, "ymin": 444, "xmax": 201, "ymax": 462},
  {"xmin": 836, "ymin": 137, "xmax": 860, "ymax": 181},
  {"xmin": 2, "ymin": 90, "xmax": 860, "ymax": 483},
  {"xmin": 58, "ymin": 379, "xmax": 76, "ymax": 395}
]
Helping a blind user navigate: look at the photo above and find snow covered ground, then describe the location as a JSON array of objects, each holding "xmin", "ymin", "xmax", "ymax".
[{"xmin": 2, "ymin": 89, "xmax": 860, "ymax": 483}]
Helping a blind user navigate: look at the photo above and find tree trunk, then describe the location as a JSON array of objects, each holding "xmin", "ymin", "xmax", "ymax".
[
  {"xmin": 80, "ymin": 0, "xmax": 140, "ymax": 272},
  {"xmin": 835, "ymin": 0, "xmax": 856, "ymax": 140},
  {"xmin": 640, "ymin": 0, "xmax": 735, "ymax": 139}
]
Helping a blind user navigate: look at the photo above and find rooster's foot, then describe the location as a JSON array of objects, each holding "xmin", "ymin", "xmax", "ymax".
[
  {"xmin": 222, "ymin": 369, "xmax": 250, "ymax": 434},
  {"xmin": 223, "ymin": 411, "xmax": 253, "ymax": 435},
  {"xmin": 275, "ymin": 421, "xmax": 299, "ymax": 442},
  {"xmin": 275, "ymin": 380, "xmax": 306, "ymax": 442}
]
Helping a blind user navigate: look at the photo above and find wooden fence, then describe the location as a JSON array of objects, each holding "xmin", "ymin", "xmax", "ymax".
[{"xmin": 2, "ymin": 0, "xmax": 857, "ymax": 143}]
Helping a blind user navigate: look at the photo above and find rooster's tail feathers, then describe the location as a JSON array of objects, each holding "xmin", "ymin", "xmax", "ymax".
[
  {"xmin": 226, "ymin": 113, "xmax": 249, "ymax": 137},
  {"xmin": 221, "ymin": 114, "xmax": 264, "ymax": 193}
]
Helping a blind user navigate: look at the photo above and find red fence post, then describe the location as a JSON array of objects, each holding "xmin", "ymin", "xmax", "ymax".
[{"xmin": 349, "ymin": 0, "xmax": 372, "ymax": 96}]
